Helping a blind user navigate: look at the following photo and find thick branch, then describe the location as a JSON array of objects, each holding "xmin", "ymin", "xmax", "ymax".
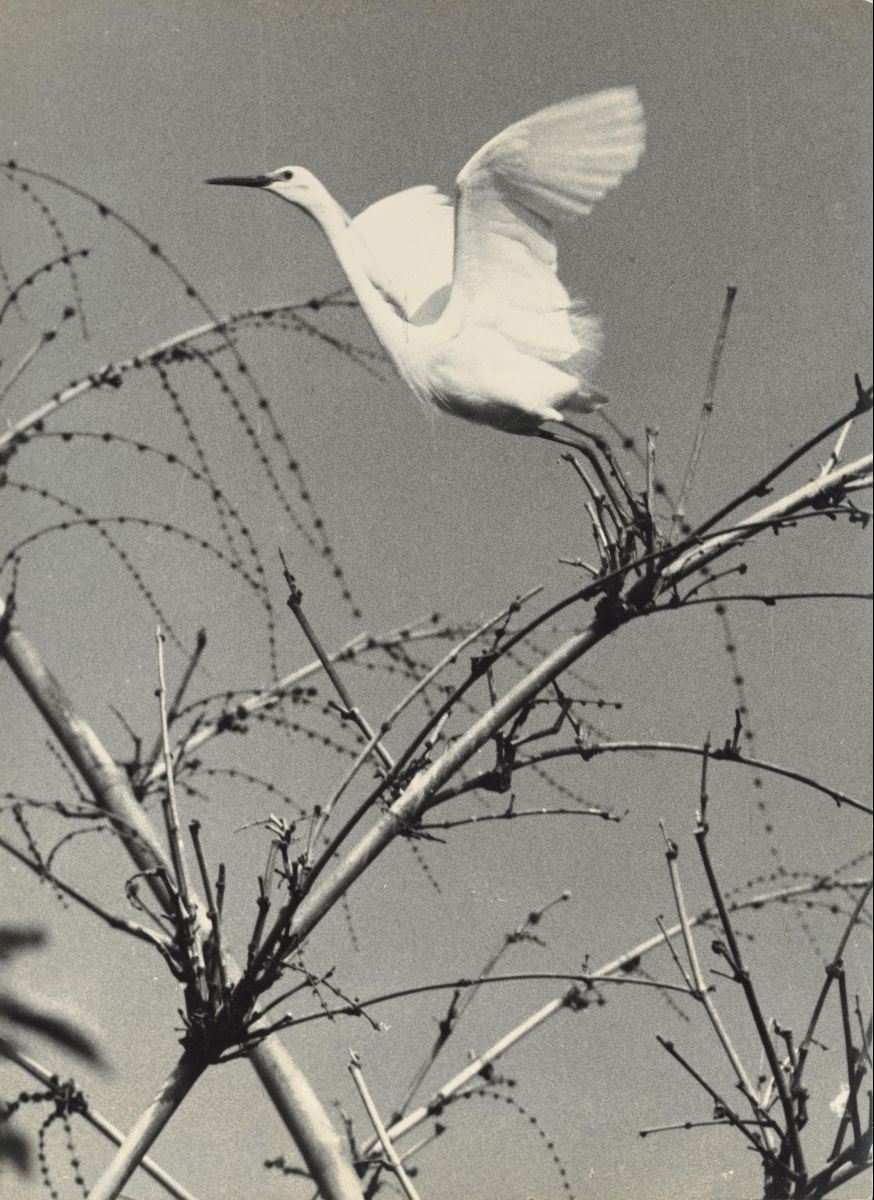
[
  {"xmin": 86, "ymin": 1051, "xmax": 204, "ymax": 1200},
  {"xmin": 261, "ymin": 615, "xmax": 620, "ymax": 966},
  {"xmin": 663, "ymin": 454, "xmax": 872, "ymax": 586}
]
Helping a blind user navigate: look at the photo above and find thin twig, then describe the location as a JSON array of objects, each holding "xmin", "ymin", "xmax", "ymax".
[
  {"xmin": 818, "ymin": 418, "xmax": 855, "ymax": 479},
  {"xmin": 655, "ymin": 1037, "xmax": 771, "ymax": 1158},
  {"xmin": 675, "ymin": 590, "xmax": 873, "ymax": 609},
  {"xmin": 418, "ymin": 804, "xmax": 618, "ymax": 830},
  {"xmin": 659, "ymin": 823, "xmax": 763, "ymax": 1117},
  {"xmin": 836, "ymin": 968, "xmax": 864, "ymax": 1147},
  {"xmin": 639, "ymin": 1117, "xmax": 759, "ymax": 1137},
  {"xmin": 795, "ymin": 878, "xmax": 874, "ymax": 1089},
  {"xmin": 670, "ymin": 286, "xmax": 737, "ymax": 540},
  {"xmin": 0, "ymin": 831, "xmax": 172, "ymax": 955},
  {"xmin": 644, "ymin": 426, "xmax": 658, "ymax": 564},
  {"xmin": 156, "ymin": 629, "xmax": 205, "ymax": 999},
  {"xmin": 309, "ymin": 587, "xmax": 543, "ymax": 850},
  {"xmin": 694, "ymin": 820, "xmax": 807, "ymax": 1186},
  {"xmin": 655, "ymin": 914, "xmax": 695, "ymax": 992},
  {"xmin": 280, "ymin": 552, "xmax": 393, "ymax": 770},
  {"xmin": 510, "ymin": 738, "xmax": 872, "ymax": 817},
  {"xmin": 189, "ymin": 819, "xmax": 229, "ymax": 998},
  {"xmin": 142, "ymin": 629, "xmax": 207, "ymax": 779},
  {"xmin": 348, "ymin": 1052, "xmax": 422, "ymax": 1200},
  {"xmin": 0, "ymin": 336, "xmax": 50, "ymax": 406}
]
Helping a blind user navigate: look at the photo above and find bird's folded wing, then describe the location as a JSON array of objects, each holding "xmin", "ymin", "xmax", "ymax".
[
  {"xmin": 447, "ymin": 88, "xmax": 645, "ymax": 363},
  {"xmin": 351, "ymin": 185, "xmax": 455, "ymax": 323}
]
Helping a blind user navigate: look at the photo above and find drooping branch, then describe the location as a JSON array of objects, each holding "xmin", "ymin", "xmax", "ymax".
[
  {"xmin": 0, "ymin": 831, "xmax": 173, "ymax": 956},
  {"xmin": 507, "ymin": 738, "xmax": 872, "ymax": 817}
]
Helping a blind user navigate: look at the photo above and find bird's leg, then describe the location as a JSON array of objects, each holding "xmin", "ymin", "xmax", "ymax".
[
  {"xmin": 558, "ymin": 421, "xmax": 642, "ymax": 520},
  {"xmin": 536, "ymin": 428, "xmax": 631, "ymax": 524}
]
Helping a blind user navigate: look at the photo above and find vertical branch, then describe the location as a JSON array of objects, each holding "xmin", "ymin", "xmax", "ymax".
[
  {"xmin": 156, "ymin": 629, "xmax": 196, "ymax": 910},
  {"xmin": 669, "ymin": 285, "xmax": 737, "ymax": 540},
  {"xmin": 142, "ymin": 628, "xmax": 207, "ymax": 778},
  {"xmin": 835, "ymin": 967, "xmax": 864, "ymax": 1149},
  {"xmin": 694, "ymin": 819, "xmax": 807, "ymax": 1187},
  {"xmin": 189, "ymin": 819, "xmax": 228, "ymax": 998},
  {"xmin": 156, "ymin": 628, "xmax": 206, "ymax": 1000},
  {"xmin": 659, "ymin": 823, "xmax": 763, "ymax": 1114},
  {"xmin": 644, "ymin": 426, "xmax": 658, "ymax": 564}
]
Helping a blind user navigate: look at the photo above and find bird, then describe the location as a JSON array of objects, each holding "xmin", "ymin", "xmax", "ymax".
[{"xmin": 207, "ymin": 87, "xmax": 644, "ymax": 445}]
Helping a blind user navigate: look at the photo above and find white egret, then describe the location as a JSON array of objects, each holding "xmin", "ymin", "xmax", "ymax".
[{"xmin": 208, "ymin": 87, "xmax": 644, "ymax": 446}]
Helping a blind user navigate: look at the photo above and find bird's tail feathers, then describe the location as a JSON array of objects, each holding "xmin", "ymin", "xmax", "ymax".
[
  {"xmin": 557, "ymin": 388, "xmax": 609, "ymax": 415},
  {"xmin": 563, "ymin": 305, "xmax": 603, "ymax": 382}
]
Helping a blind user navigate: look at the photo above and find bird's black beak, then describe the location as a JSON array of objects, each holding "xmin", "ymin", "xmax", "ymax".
[{"xmin": 205, "ymin": 175, "xmax": 271, "ymax": 188}]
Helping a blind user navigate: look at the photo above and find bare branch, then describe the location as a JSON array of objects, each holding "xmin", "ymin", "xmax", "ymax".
[
  {"xmin": 349, "ymin": 1051, "xmax": 422, "ymax": 1200},
  {"xmin": 85, "ymin": 1050, "xmax": 205, "ymax": 1200},
  {"xmin": 659, "ymin": 823, "xmax": 762, "ymax": 1113},
  {"xmin": 0, "ymin": 1040, "xmax": 201, "ymax": 1200},
  {"xmin": 309, "ymin": 586, "xmax": 543, "ymax": 852},
  {"xmin": 670, "ymin": 285, "xmax": 738, "ymax": 540},
  {"xmin": 513, "ymin": 738, "xmax": 872, "ymax": 817},
  {"xmin": 0, "ymin": 831, "xmax": 172, "ymax": 956},
  {"xmin": 694, "ymin": 820, "xmax": 807, "ymax": 1185},
  {"xmin": 664, "ymin": 453, "xmax": 872, "ymax": 586}
]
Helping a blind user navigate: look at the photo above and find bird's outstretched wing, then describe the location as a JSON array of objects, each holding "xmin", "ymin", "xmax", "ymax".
[
  {"xmin": 445, "ymin": 87, "xmax": 645, "ymax": 370},
  {"xmin": 352, "ymin": 185, "xmax": 454, "ymax": 324}
]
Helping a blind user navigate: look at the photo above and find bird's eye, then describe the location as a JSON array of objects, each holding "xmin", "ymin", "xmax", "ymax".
[{"xmin": 281, "ymin": 170, "xmax": 294, "ymax": 180}]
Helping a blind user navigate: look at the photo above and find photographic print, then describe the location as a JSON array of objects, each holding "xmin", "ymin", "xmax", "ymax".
[{"xmin": 1, "ymin": 3, "xmax": 871, "ymax": 1198}]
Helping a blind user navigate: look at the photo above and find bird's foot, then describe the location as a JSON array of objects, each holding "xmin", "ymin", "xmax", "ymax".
[{"xmin": 538, "ymin": 423, "xmax": 658, "ymax": 577}]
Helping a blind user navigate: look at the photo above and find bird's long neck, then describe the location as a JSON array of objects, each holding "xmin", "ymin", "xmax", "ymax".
[{"xmin": 310, "ymin": 198, "xmax": 409, "ymax": 366}]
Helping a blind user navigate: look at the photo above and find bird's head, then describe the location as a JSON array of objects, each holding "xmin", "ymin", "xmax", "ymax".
[{"xmin": 206, "ymin": 166, "xmax": 327, "ymax": 215}]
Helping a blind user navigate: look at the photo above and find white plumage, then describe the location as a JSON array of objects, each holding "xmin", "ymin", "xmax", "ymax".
[{"xmin": 208, "ymin": 87, "xmax": 645, "ymax": 436}]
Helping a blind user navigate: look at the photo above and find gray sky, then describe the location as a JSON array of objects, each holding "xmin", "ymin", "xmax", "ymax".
[{"xmin": 1, "ymin": 2, "xmax": 871, "ymax": 1198}]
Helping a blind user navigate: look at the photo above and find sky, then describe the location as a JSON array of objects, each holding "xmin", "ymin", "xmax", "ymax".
[{"xmin": 0, "ymin": 2, "xmax": 872, "ymax": 1199}]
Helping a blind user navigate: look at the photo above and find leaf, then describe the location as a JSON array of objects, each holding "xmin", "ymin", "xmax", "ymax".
[{"xmin": 0, "ymin": 992, "xmax": 102, "ymax": 1064}]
